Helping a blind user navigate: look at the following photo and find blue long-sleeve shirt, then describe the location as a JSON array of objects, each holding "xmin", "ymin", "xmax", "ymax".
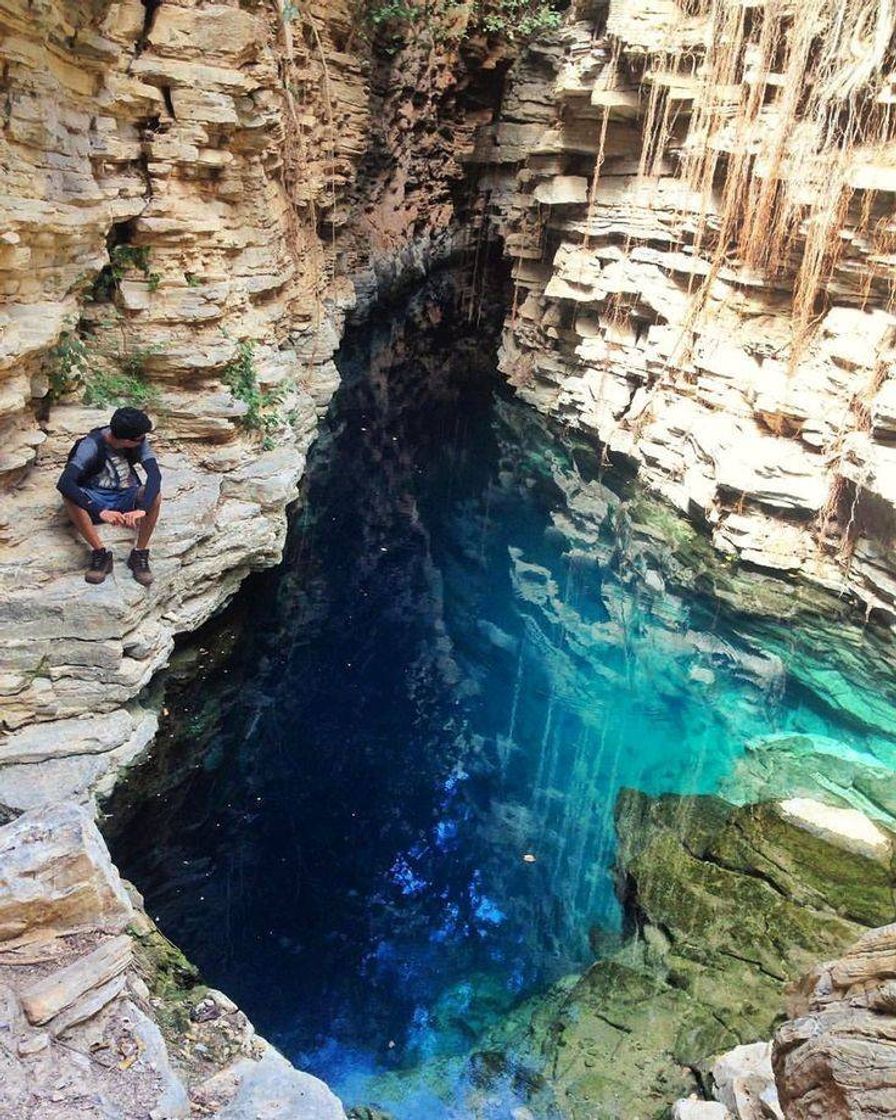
[{"xmin": 57, "ymin": 428, "xmax": 162, "ymax": 515}]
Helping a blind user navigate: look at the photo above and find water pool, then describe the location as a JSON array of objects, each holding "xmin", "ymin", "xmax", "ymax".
[{"xmin": 105, "ymin": 283, "xmax": 896, "ymax": 1117}]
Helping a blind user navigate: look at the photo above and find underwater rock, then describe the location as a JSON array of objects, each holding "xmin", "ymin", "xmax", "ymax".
[
  {"xmin": 476, "ymin": 790, "xmax": 895, "ymax": 1120},
  {"xmin": 719, "ymin": 734, "xmax": 896, "ymax": 827}
]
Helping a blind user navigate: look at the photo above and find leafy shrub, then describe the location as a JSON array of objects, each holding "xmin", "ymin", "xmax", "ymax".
[
  {"xmin": 83, "ymin": 367, "xmax": 160, "ymax": 409},
  {"xmin": 360, "ymin": 0, "xmax": 562, "ymax": 42},
  {"xmin": 222, "ymin": 340, "xmax": 287, "ymax": 447},
  {"xmin": 478, "ymin": 0, "xmax": 562, "ymax": 37},
  {"xmin": 47, "ymin": 331, "xmax": 88, "ymax": 401}
]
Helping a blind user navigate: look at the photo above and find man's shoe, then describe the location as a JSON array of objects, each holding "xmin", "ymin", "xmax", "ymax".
[
  {"xmin": 127, "ymin": 548, "xmax": 154, "ymax": 587},
  {"xmin": 85, "ymin": 548, "xmax": 113, "ymax": 585}
]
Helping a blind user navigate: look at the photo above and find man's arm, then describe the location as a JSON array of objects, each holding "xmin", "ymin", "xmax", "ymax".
[
  {"xmin": 137, "ymin": 442, "xmax": 161, "ymax": 508},
  {"xmin": 56, "ymin": 437, "xmax": 102, "ymax": 515}
]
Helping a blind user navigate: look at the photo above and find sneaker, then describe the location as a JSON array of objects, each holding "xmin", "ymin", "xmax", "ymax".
[
  {"xmin": 127, "ymin": 548, "xmax": 154, "ymax": 587},
  {"xmin": 85, "ymin": 548, "xmax": 113, "ymax": 585}
]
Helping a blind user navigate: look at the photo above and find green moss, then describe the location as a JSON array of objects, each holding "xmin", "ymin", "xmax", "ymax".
[
  {"xmin": 476, "ymin": 787, "xmax": 894, "ymax": 1120},
  {"xmin": 128, "ymin": 921, "xmax": 206, "ymax": 1038}
]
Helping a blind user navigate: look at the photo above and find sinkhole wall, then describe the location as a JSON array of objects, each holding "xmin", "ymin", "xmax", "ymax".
[
  {"xmin": 0, "ymin": 0, "xmax": 512, "ymax": 792},
  {"xmin": 484, "ymin": 0, "xmax": 896, "ymax": 624}
]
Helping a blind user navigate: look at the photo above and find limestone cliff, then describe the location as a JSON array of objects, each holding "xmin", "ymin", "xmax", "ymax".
[
  {"xmin": 0, "ymin": 0, "xmax": 509, "ymax": 807},
  {"xmin": 489, "ymin": 0, "xmax": 896, "ymax": 622}
]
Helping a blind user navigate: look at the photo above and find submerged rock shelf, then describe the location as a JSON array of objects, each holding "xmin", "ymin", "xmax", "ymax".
[{"xmin": 105, "ymin": 287, "xmax": 896, "ymax": 1119}]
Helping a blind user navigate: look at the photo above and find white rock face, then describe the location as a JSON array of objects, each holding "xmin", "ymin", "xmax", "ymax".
[
  {"xmin": 215, "ymin": 1048, "xmax": 346, "ymax": 1120},
  {"xmin": 672, "ymin": 1101, "xmax": 731, "ymax": 1120},
  {"xmin": 712, "ymin": 1042, "xmax": 782, "ymax": 1120},
  {"xmin": 777, "ymin": 799, "xmax": 894, "ymax": 866},
  {"xmin": 490, "ymin": 8, "xmax": 896, "ymax": 622}
]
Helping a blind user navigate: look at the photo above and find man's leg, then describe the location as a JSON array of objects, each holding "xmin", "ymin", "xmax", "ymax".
[
  {"xmin": 63, "ymin": 498, "xmax": 103, "ymax": 550},
  {"xmin": 135, "ymin": 493, "xmax": 161, "ymax": 549}
]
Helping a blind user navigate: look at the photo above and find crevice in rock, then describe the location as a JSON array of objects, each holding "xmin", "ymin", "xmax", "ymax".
[
  {"xmin": 137, "ymin": 0, "xmax": 163, "ymax": 54},
  {"xmin": 160, "ymin": 84, "xmax": 176, "ymax": 120}
]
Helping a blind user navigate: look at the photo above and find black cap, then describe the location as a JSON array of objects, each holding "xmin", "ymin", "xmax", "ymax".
[{"xmin": 110, "ymin": 407, "xmax": 153, "ymax": 440}]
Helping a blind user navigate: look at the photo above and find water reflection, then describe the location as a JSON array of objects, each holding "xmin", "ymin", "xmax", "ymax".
[{"xmin": 105, "ymin": 281, "xmax": 896, "ymax": 1117}]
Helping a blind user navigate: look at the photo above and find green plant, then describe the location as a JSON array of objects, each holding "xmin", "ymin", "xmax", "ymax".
[
  {"xmin": 367, "ymin": 0, "xmax": 418, "ymax": 24},
  {"xmin": 359, "ymin": 0, "xmax": 561, "ymax": 42},
  {"xmin": 120, "ymin": 342, "xmax": 163, "ymax": 380},
  {"xmin": 83, "ymin": 368, "xmax": 160, "ymax": 408},
  {"xmin": 477, "ymin": 0, "xmax": 561, "ymax": 38},
  {"xmin": 221, "ymin": 340, "xmax": 287, "ymax": 440},
  {"xmin": 92, "ymin": 244, "xmax": 162, "ymax": 301},
  {"xmin": 184, "ymin": 271, "xmax": 202, "ymax": 288},
  {"xmin": 47, "ymin": 331, "xmax": 88, "ymax": 400}
]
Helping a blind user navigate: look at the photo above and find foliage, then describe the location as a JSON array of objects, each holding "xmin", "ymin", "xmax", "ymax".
[
  {"xmin": 221, "ymin": 340, "xmax": 287, "ymax": 446},
  {"xmin": 48, "ymin": 328, "xmax": 160, "ymax": 409},
  {"xmin": 47, "ymin": 331, "xmax": 88, "ymax": 401},
  {"xmin": 82, "ymin": 366, "xmax": 160, "ymax": 409},
  {"xmin": 359, "ymin": 0, "xmax": 562, "ymax": 42},
  {"xmin": 367, "ymin": 0, "xmax": 418, "ymax": 25},
  {"xmin": 477, "ymin": 0, "xmax": 562, "ymax": 38},
  {"xmin": 184, "ymin": 271, "xmax": 202, "ymax": 288},
  {"xmin": 92, "ymin": 244, "xmax": 162, "ymax": 301}
]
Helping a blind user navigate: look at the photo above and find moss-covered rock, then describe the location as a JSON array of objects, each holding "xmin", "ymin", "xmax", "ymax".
[{"xmin": 475, "ymin": 789, "xmax": 896, "ymax": 1120}]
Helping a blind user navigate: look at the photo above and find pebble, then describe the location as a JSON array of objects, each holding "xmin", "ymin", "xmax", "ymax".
[{"xmin": 18, "ymin": 1033, "xmax": 49, "ymax": 1056}]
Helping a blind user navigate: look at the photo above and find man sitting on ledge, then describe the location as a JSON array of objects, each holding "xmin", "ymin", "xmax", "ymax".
[{"xmin": 56, "ymin": 406, "xmax": 162, "ymax": 587}]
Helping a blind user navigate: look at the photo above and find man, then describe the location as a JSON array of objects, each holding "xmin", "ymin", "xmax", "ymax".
[{"xmin": 57, "ymin": 406, "xmax": 162, "ymax": 586}]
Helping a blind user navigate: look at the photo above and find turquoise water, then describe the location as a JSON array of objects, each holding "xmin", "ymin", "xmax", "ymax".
[{"xmin": 106, "ymin": 284, "xmax": 896, "ymax": 1117}]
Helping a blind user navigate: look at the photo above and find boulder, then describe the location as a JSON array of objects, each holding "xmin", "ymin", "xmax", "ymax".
[
  {"xmin": 712, "ymin": 1042, "xmax": 781, "ymax": 1119},
  {"xmin": 0, "ymin": 802, "xmax": 133, "ymax": 943},
  {"xmin": 20, "ymin": 933, "xmax": 133, "ymax": 1026},
  {"xmin": 215, "ymin": 1046, "xmax": 346, "ymax": 1120},
  {"xmin": 672, "ymin": 1102, "xmax": 731, "ymax": 1120},
  {"xmin": 773, "ymin": 924, "xmax": 896, "ymax": 1120}
]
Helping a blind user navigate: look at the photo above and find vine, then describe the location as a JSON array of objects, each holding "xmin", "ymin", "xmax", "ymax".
[{"xmin": 92, "ymin": 245, "xmax": 162, "ymax": 302}]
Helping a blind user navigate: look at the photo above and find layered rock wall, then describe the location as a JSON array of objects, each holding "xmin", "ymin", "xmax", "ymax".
[
  {"xmin": 0, "ymin": 0, "xmax": 374, "ymax": 805},
  {"xmin": 0, "ymin": 0, "xmax": 512, "ymax": 808},
  {"xmin": 490, "ymin": 0, "xmax": 896, "ymax": 622}
]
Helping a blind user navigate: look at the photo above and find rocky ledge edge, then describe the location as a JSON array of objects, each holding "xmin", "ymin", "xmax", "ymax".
[{"xmin": 0, "ymin": 800, "xmax": 345, "ymax": 1120}]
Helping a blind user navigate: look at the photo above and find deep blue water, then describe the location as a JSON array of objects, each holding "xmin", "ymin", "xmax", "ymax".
[{"xmin": 106, "ymin": 285, "xmax": 894, "ymax": 1117}]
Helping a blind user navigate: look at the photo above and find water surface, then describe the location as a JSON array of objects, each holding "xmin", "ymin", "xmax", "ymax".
[{"xmin": 106, "ymin": 284, "xmax": 895, "ymax": 1116}]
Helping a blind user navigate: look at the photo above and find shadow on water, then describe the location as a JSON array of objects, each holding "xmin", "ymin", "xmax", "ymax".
[{"xmin": 104, "ymin": 277, "xmax": 896, "ymax": 1117}]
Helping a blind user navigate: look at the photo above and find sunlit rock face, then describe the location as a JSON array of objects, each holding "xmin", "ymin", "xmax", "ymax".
[
  {"xmin": 0, "ymin": 0, "xmax": 367, "ymax": 799},
  {"xmin": 486, "ymin": 0, "xmax": 896, "ymax": 623},
  {"xmin": 773, "ymin": 922, "xmax": 896, "ymax": 1120}
]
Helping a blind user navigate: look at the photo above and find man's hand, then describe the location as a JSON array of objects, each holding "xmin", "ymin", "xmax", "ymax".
[
  {"xmin": 99, "ymin": 509, "xmax": 126, "ymax": 526},
  {"xmin": 120, "ymin": 509, "xmax": 146, "ymax": 529}
]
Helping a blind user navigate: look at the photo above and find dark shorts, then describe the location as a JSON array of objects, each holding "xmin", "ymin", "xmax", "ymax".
[{"xmin": 82, "ymin": 485, "xmax": 143, "ymax": 525}]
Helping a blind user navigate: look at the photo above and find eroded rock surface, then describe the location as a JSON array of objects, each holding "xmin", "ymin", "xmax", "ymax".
[
  {"xmin": 480, "ymin": 790, "xmax": 896, "ymax": 1120},
  {"xmin": 489, "ymin": 2, "xmax": 896, "ymax": 622},
  {"xmin": 773, "ymin": 922, "xmax": 896, "ymax": 1120}
]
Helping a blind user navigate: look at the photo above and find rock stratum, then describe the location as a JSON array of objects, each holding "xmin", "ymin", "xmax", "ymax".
[
  {"xmin": 488, "ymin": 0, "xmax": 896, "ymax": 621},
  {"xmin": 0, "ymin": 0, "xmax": 504, "ymax": 800}
]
